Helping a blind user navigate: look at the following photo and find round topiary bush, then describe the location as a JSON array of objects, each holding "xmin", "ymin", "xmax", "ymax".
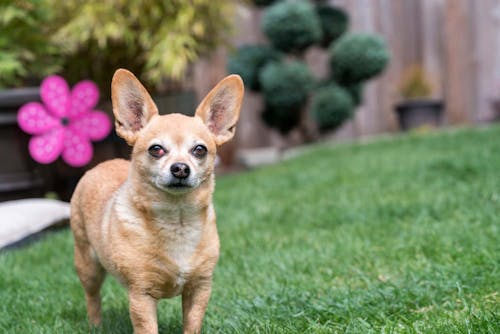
[
  {"xmin": 262, "ymin": 105, "xmax": 302, "ymax": 134},
  {"xmin": 259, "ymin": 60, "xmax": 315, "ymax": 134},
  {"xmin": 227, "ymin": 45, "xmax": 281, "ymax": 91},
  {"xmin": 230, "ymin": 2, "xmax": 390, "ymax": 136},
  {"xmin": 345, "ymin": 83, "xmax": 363, "ymax": 106},
  {"xmin": 261, "ymin": 1, "xmax": 322, "ymax": 53},
  {"xmin": 259, "ymin": 60, "xmax": 314, "ymax": 109},
  {"xmin": 330, "ymin": 33, "xmax": 390, "ymax": 85},
  {"xmin": 311, "ymin": 84, "xmax": 354, "ymax": 131},
  {"xmin": 316, "ymin": 4, "xmax": 349, "ymax": 48}
]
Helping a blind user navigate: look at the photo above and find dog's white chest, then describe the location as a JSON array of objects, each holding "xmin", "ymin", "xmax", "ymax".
[
  {"xmin": 163, "ymin": 221, "xmax": 201, "ymax": 273},
  {"xmin": 154, "ymin": 208, "xmax": 203, "ymax": 288}
]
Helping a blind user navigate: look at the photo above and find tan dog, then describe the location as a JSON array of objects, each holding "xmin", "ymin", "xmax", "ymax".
[{"xmin": 70, "ymin": 69, "xmax": 243, "ymax": 334}]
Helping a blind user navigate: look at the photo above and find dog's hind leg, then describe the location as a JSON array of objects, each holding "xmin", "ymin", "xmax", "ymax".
[{"xmin": 74, "ymin": 241, "xmax": 106, "ymax": 326}]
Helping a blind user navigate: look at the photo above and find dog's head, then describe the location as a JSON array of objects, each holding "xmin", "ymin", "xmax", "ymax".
[{"xmin": 111, "ymin": 69, "xmax": 244, "ymax": 195}]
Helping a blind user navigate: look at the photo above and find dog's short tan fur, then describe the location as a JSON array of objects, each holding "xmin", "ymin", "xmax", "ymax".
[{"xmin": 70, "ymin": 69, "xmax": 243, "ymax": 334}]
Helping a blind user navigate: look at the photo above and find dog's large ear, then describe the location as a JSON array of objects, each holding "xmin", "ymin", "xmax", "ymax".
[
  {"xmin": 195, "ymin": 75, "xmax": 244, "ymax": 146},
  {"xmin": 111, "ymin": 69, "xmax": 158, "ymax": 145}
]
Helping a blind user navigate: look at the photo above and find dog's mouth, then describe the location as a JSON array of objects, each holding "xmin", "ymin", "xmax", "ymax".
[
  {"xmin": 167, "ymin": 182, "xmax": 191, "ymax": 189},
  {"xmin": 153, "ymin": 176, "xmax": 196, "ymax": 194},
  {"xmin": 164, "ymin": 180, "xmax": 193, "ymax": 192}
]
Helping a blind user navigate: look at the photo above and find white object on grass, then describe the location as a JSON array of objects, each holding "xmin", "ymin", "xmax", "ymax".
[{"xmin": 0, "ymin": 198, "xmax": 70, "ymax": 249}]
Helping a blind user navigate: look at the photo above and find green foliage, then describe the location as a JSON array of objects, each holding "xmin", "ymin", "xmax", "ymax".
[
  {"xmin": 241, "ymin": 1, "xmax": 390, "ymax": 135},
  {"xmin": 227, "ymin": 45, "xmax": 281, "ymax": 91},
  {"xmin": 330, "ymin": 33, "xmax": 390, "ymax": 85},
  {"xmin": 262, "ymin": 105, "xmax": 302, "ymax": 135},
  {"xmin": 316, "ymin": 4, "xmax": 349, "ymax": 48},
  {"xmin": 311, "ymin": 84, "xmax": 354, "ymax": 131},
  {"xmin": 399, "ymin": 65, "xmax": 433, "ymax": 99},
  {"xmin": 259, "ymin": 60, "xmax": 314, "ymax": 134},
  {"xmin": 49, "ymin": 0, "xmax": 234, "ymax": 94},
  {"xmin": 261, "ymin": 0, "xmax": 322, "ymax": 53},
  {"xmin": 259, "ymin": 60, "xmax": 314, "ymax": 110},
  {"xmin": 0, "ymin": 0, "xmax": 61, "ymax": 88},
  {"xmin": 0, "ymin": 0, "xmax": 234, "ymax": 92},
  {"xmin": 345, "ymin": 82, "xmax": 364, "ymax": 106}
]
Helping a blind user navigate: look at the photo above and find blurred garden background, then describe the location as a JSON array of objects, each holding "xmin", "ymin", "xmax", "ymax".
[{"xmin": 0, "ymin": 0, "xmax": 499, "ymax": 333}]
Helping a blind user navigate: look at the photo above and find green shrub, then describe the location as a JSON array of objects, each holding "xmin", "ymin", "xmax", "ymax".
[
  {"xmin": 48, "ymin": 0, "xmax": 235, "ymax": 94},
  {"xmin": 0, "ymin": 0, "xmax": 236, "ymax": 92},
  {"xmin": 330, "ymin": 33, "xmax": 390, "ymax": 85},
  {"xmin": 311, "ymin": 84, "xmax": 354, "ymax": 131},
  {"xmin": 262, "ymin": 105, "xmax": 302, "ymax": 135},
  {"xmin": 227, "ymin": 45, "xmax": 281, "ymax": 91},
  {"xmin": 259, "ymin": 60, "xmax": 314, "ymax": 109},
  {"xmin": 229, "ymin": 2, "xmax": 390, "ymax": 135},
  {"xmin": 0, "ymin": 0, "xmax": 61, "ymax": 87},
  {"xmin": 261, "ymin": 1, "xmax": 322, "ymax": 53},
  {"xmin": 345, "ymin": 83, "xmax": 363, "ymax": 106},
  {"xmin": 259, "ymin": 60, "xmax": 314, "ymax": 134},
  {"xmin": 316, "ymin": 4, "xmax": 349, "ymax": 48}
]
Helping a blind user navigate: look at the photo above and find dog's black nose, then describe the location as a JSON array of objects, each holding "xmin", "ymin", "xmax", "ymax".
[{"xmin": 170, "ymin": 163, "xmax": 190, "ymax": 179}]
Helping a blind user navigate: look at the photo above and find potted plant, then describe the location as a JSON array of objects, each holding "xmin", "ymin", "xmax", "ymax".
[{"xmin": 395, "ymin": 65, "xmax": 444, "ymax": 131}]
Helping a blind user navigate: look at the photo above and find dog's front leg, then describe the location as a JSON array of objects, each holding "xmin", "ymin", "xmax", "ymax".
[
  {"xmin": 129, "ymin": 291, "xmax": 158, "ymax": 334},
  {"xmin": 182, "ymin": 280, "xmax": 212, "ymax": 334}
]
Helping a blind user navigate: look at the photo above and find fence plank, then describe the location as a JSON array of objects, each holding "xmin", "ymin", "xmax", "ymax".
[
  {"xmin": 443, "ymin": 0, "xmax": 474, "ymax": 124},
  {"xmin": 421, "ymin": 0, "xmax": 445, "ymax": 98},
  {"xmin": 474, "ymin": 0, "xmax": 500, "ymax": 122}
]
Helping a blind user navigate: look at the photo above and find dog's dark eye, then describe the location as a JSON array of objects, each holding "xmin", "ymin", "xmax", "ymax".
[
  {"xmin": 192, "ymin": 145, "xmax": 207, "ymax": 158},
  {"xmin": 148, "ymin": 144, "xmax": 166, "ymax": 158}
]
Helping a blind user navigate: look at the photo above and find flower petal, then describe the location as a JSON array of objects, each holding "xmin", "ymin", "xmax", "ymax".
[
  {"xmin": 28, "ymin": 127, "xmax": 65, "ymax": 164},
  {"xmin": 40, "ymin": 75, "xmax": 70, "ymax": 118},
  {"xmin": 68, "ymin": 80, "xmax": 100, "ymax": 119},
  {"xmin": 62, "ymin": 128, "xmax": 93, "ymax": 167},
  {"xmin": 71, "ymin": 110, "xmax": 112, "ymax": 141},
  {"xmin": 18, "ymin": 102, "xmax": 59, "ymax": 135}
]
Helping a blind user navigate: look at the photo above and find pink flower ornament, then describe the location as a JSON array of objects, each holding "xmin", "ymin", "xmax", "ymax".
[{"xmin": 17, "ymin": 75, "xmax": 112, "ymax": 167}]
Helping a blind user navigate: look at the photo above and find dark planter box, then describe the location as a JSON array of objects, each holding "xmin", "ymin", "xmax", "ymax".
[
  {"xmin": 395, "ymin": 99, "xmax": 444, "ymax": 131},
  {"xmin": 0, "ymin": 87, "xmax": 46, "ymax": 201},
  {"xmin": 0, "ymin": 88, "xmax": 197, "ymax": 201}
]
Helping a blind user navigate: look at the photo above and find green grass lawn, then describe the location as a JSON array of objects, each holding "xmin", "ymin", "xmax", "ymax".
[{"xmin": 1, "ymin": 126, "xmax": 499, "ymax": 333}]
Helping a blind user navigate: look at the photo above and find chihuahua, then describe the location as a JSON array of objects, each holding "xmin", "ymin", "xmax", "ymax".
[{"xmin": 70, "ymin": 69, "xmax": 243, "ymax": 333}]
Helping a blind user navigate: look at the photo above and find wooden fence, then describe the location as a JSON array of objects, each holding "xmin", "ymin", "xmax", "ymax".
[{"xmin": 193, "ymin": 0, "xmax": 500, "ymax": 149}]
